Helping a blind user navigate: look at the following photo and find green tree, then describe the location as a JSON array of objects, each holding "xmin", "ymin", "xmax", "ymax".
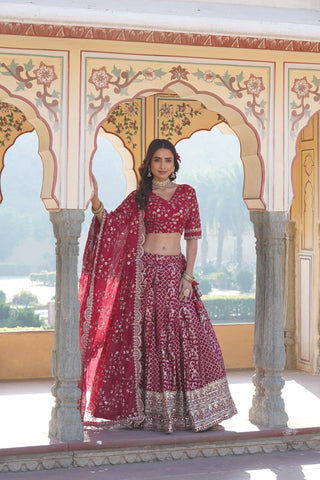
[
  {"xmin": 236, "ymin": 269, "xmax": 254, "ymax": 293},
  {"xmin": 12, "ymin": 290, "xmax": 38, "ymax": 306},
  {"xmin": 0, "ymin": 303, "xmax": 10, "ymax": 325},
  {"xmin": 0, "ymin": 290, "xmax": 6, "ymax": 304},
  {"xmin": 191, "ymin": 163, "xmax": 251, "ymax": 270},
  {"xmin": 8, "ymin": 307, "xmax": 42, "ymax": 328},
  {"xmin": 182, "ymin": 169, "xmax": 217, "ymax": 270},
  {"xmin": 199, "ymin": 277, "xmax": 212, "ymax": 295},
  {"xmin": 225, "ymin": 163, "xmax": 252, "ymax": 268}
]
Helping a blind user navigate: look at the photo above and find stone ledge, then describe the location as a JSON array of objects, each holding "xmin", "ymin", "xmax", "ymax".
[{"xmin": 1, "ymin": 428, "xmax": 319, "ymax": 473}]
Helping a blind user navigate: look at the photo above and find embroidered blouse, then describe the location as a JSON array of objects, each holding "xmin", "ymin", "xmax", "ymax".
[{"xmin": 144, "ymin": 184, "xmax": 202, "ymax": 240}]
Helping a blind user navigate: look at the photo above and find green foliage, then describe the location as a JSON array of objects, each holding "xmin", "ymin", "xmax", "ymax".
[
  {"xmin": 12, "ymin": 290, "xmax": 38, "ymax": 306},
  {"xmin": 202, "ymin": 295, "xmax": 255, "ymax": 324},
  {"xmin": 209, "ymin": 271, "xmax": 233, "ymax": 290},
  {"xmin": 199, "ymin": 277, "xmax": 211, "ymax": 295},
  {"xmin": 236, "ymin": 269, "xmax": 254, "ymax": 293},
  {"xmin": 5, "ymin": 307, "xmax": 43, "ymax": 328},
  {"xmin": 0, "ymin": 306, "xmax": 43, "ymax": 328},
  {"xmin": 30, "ymin": 271, "xmax": 56, "ymax": 286},
  {"xmin": 181, "ymin": 162, "xmax": 253, "ymax": 269},
  {"xmin": 0, "ymin": 290, "xmax": 6, "ymax": 304},
  {"xmin": 0, "ymin": 302, "xmax": 10, "ymax": 321},
  {"xmin": 201, "ymin": 262, "xmax": 216, "ymax": 275}
]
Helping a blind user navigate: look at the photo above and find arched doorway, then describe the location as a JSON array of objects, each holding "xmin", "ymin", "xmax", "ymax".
[{"xmin": 288, "ymin": 113, "xmax": 320, "ymax": 374}]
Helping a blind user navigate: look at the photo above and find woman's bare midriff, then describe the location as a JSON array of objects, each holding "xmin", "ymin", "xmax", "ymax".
[{"xmin": 143, "ymin": 232, "xmax": 181, "ymax": 256}]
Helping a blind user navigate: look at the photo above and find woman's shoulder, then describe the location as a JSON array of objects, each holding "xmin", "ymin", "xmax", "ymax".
[
  {"xmin": 123, "ymin": 189, "xmax": 138, "ymax": 202},
  {"xmin": 177, "ymin": 184, "xmax": 196, "ymax": 194}
]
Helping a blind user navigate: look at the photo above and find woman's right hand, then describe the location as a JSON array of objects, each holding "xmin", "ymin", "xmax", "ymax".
[
  {"xmin": 91, "ymin": 174, "xmax": 104, "ymax": 222},
  {"xmin": 91, "ymin": 174, "xmax": 101, "ymax": 210}
]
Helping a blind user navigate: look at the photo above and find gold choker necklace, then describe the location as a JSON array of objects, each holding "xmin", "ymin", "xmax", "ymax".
[{"xmin": 152, "ymin": 178, "xmax": 172, "ymax": 188}]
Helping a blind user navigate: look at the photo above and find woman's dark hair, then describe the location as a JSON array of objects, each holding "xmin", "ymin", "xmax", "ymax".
[{"xmin": 135, "ymin": 139, "xmax": 180, "ymax": 210}]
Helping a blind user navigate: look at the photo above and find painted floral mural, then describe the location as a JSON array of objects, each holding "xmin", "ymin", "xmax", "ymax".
[
  {"xmin": 0, "ymin": 59, "xmax": 60, "ymax": 128},
  {"xmin": 159, "ymin": 101, "xmax": 204, "ymax": 140},
  {"xmin": 87, "ymin": 66, "xmax": 143, "ymax": 128},
  {"xmin": 0, "ymin": 101, "xmax": 29, "ymax": 148},
  {"xmin": 86, "ymin": 60, "xmax": 269, "ymax": 137},
  {"xmin": 290, "ymin": 75, "xmax": 320, "ymax": 132},
  {"xmin": 193, "ymin": 69, "xmax": 266, "ymax": 131},
  {"xmin": 106, "ymin": 100, "xmax": 141, "ymax": 149}
]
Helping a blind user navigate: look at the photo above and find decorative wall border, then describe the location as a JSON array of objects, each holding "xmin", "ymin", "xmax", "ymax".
[{"xmin": 0, "ymin": 22, "xmax": 320, "ymax": 53}]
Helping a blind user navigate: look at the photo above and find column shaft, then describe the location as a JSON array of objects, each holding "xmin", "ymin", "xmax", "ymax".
[
  {"xmin": 49, "ymin": 209, "xmax": 85, "ymax": 442},
  {"xmin": 249, "ymin": 211, "xmax": 289, "ymax": 427},
  {"xmin": 284, "ymin": 221, "xmax": 297, "ymax": 369}
]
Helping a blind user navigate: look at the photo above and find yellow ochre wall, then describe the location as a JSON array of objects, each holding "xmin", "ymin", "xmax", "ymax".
[
  {"xmin": 0, "ymin": 325, "xmax": 253, "ymax": 380},
  {"xmin": 0, "ymin": 331, "xmax": 54, "ymax": 380},
  {"xmin": 1, "ymin": 31, "xmax": 320, "ymax": 211}
]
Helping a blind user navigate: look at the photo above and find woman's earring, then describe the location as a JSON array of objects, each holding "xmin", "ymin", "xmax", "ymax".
[
  {"xmin": 169, "ymin": 171, "xmax": 176, "ymax": 180},
  {"xmin": 147, "ymin": 166, "xmax": 152, "ymax": 177}
]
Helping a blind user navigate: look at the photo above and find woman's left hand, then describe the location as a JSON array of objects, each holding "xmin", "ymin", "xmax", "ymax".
[{"xmin": 179, "ymin": 277, "xmax": 192, "ymax": 301}]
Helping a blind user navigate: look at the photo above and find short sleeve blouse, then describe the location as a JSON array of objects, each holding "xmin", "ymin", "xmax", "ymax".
[{"xmin": 144, "ymin": 184, "xmax": 202, "ymax": 240}]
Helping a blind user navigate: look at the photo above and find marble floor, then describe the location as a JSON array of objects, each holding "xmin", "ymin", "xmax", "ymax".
[{"xmin": 0, "ymin": 369, "xmax": 319, "ymax": 450}]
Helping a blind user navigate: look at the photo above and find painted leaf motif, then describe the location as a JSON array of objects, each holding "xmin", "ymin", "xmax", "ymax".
[
  {"xmin": 15, "ymin": 82, "xmax": 25, "ymax": 92},
  {"xmin": 193, "ymin": 69, "xmax": 204, "ymax": 80},
  {"xmin": 112, "ymin": 65, "xmax": 121, "ymax": 77},
  {"xmin": 154, "ymin": 68, "xmax": 166, "ymax": 78},
  {"xmin": 312, "ymin": 75, "xmax": 320, "ymax": 88},
  {"xmin": 24, "ymin": 59, "xmax": 34, "ymax": 72},
  {"xmin": 236, "ymin": 72, "xmax": 244, "ymax": 83}
]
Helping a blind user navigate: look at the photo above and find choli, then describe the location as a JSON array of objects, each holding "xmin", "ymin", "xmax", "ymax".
[{"xmin": 144, "ymin": 184, "xmax": 202, "ymax": 240}]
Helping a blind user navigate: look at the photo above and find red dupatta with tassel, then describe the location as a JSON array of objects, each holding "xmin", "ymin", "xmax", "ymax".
[{"xmin": 78, "ymin": 191, "xmax": 145, "ymax": 425}]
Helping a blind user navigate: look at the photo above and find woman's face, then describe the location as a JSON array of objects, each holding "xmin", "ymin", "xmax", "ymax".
[{"xmin": 150, "ymin": 148, "xmax": 174, "ymax": 182}]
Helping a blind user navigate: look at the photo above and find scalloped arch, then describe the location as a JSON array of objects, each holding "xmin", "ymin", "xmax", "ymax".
[
  {"xmin": 164, "ymin": 82, "xmax": 265, "ymax": 211},
  {"xmin": 0, "ymin": 86, "xmax": 58, "ymax": 210},
  {"xmin": 91, "ymin": 81, "xmax": 265, "ymax": 211}
]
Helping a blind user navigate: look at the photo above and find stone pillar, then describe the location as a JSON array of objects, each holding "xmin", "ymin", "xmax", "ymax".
[
  {"xmin": 249, "ymin": 211, "xmax": 289, "ymax": 427},
  {"xmin": 49, "ymin": 210, "xmax": 85, "ymax": 442},
  {"xmin": 284, "ymin": 221, "xmax": 297, "ymax": 370}
]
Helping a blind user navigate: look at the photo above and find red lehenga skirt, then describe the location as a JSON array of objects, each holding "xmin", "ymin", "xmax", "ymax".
[
  {"xmin": 79, "ymin": 206, "xmax": 236, "ymax": 433},
  {"xmin": 138, "ymin": 252, "xmax": 237, "ymax": 432}
]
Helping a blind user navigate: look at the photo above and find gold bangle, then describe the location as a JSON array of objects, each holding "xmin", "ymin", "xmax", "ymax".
[
  {"xmin": 182, "ymin": 271, "xmax": 195, "ymax": 283},
  {"xmin": 91, "ymin": 201, "xmax": 104, "ymax": 215}
]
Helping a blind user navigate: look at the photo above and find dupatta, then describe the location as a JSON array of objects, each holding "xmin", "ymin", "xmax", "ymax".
[{"xmin": 78, "ymin": 191, "xmax": 145, "ymax": 424}]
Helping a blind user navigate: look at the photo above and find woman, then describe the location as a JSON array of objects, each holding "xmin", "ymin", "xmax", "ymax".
[{"xmin": 79, "ymin": 139, "xmax": 237, "ymax": 433}]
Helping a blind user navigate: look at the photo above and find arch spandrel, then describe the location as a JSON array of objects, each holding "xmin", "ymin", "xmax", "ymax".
[
  {"xmin": 0, "ymin": 89, "xmax": 59, "ymax": 210},
  {"xmin": 0, "ymin": 50, "xmax": 68, "ymax": 210},
  {"xmin": 82, "ymin": 53, "xmax": 270, "ymax": 211},
  {"xmin": 100, "ymin": 93, "xmax": 225, "ymax": 184},
  {"xmin": 0, "ymin": 101, "xmax": 34, "ymax": 204},
  {"xmin": 285, "ymin": 64, "xmax": 320, "ymax": 211}
]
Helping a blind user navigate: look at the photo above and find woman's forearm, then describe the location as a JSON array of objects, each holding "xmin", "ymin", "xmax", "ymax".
[{"xmin": 185, "ymin": 239, "xmax": 198, "ymax": 275}]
